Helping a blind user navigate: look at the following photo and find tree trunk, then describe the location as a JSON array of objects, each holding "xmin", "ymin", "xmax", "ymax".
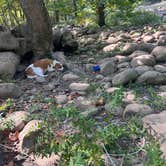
[
  {"xmin": 19, "ymin": 0, "xmax": 52, "ymax": 59},
  {"xmin": 73, "ymin": 0, "xmax": 77, "ymax": 18},
  {"xmin": 96, "ymin": 3, "xmax": 105, "ymax": 27}
]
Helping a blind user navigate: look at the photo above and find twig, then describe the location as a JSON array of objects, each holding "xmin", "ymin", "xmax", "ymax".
[
  {"xmin": 108, "ymin": 137, "xmax": 145, "ymax": 157},
  {"xmin": 102, "ymin": 143, "xmax": 117, "ymax": 166}
]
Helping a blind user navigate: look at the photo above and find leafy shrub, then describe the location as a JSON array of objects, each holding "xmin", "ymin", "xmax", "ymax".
[{"xmin": 106, "ymin": 10, "xmax": 162, "ymax": 27}]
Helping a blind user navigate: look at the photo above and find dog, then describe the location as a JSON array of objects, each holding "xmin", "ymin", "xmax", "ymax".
[{"xmin": 25, "ymin": 58, "xmax": 64, "ymax": 78}]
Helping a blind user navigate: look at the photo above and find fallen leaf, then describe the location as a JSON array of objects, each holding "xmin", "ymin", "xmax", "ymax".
[{"xmin": 8, "ymin": 130, "xmax": 19, "ymax": 142}]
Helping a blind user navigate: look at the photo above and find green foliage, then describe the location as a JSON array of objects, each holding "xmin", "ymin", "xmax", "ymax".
[
  {"xmin": 101, "ymin": 86, "xmax": 124, "ymax": 109},
  {"xmin": 144, "ymin": 140, "xmax": 166, "ymax": 166},
  {"xmin": 34, "ymin": 103, "xmax": 162, "ymax": 165},
  {"xmin": 35, "ymin": 105, "xmax": 103, "ymax": 165},
  {"xmin": 128, "ymin": 11, "xmax": 161, "ymax": 26},
  {"xmin": 130, "ymin": 84, "xmax": 166, "ymax": 111},
  {"xmin": 0, "ymin": 98, "xmax": 13, "ymax": 112}
]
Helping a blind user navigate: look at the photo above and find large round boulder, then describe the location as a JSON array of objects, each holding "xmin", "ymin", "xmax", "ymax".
[
  {"xmin": 122, "ymin": 43, "xmax": 138, "ymax": 55},
  {"xmin": 152, "ymin": 46, "xmax": 166, "ymax": 62},
  {"xmin": 123, "ymin": 104, "xmax": 152, "ymax": 118},
  {"xmin": 137, "ymin": 71, "xmax": 166, "ymax": 85},
  {"xmin": 0, "ymin": 52, "xmax": 20, "ymax": 78},
  {"xmin": 0, "ymin": 83, "xmax": 22, "ymax": 99},
  {"xmin": 19, "ymin": 120, "xmax": 42, "ymax": 154},
  {"xmin": 0, "ymin": 31, "xmax": 19, "ymax": 51},
  {"xmin": 100, "ymin": 60, "xmax": 117, "ymax": 76},
  {"xmin": 131, "ymin": 54, "xmax": 156, "ymax": 67},
  {"xmin": 112, "ymin": 69, "xmax": 138, "ymax": 86}
]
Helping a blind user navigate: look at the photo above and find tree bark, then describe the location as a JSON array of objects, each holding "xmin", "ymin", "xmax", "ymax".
[
  {"xmin": 73, "ymin": 0, "xmax": 77, "ymax": 18},
  {"xmin": 19, "ymin": 0, "xmax": 52, "ymax": 59},
  {"xmin": 96, "ymin": 3, "xmax": 105, "ymax": 27}
]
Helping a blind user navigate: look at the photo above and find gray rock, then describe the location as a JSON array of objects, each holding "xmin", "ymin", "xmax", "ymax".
[
  {"xmin": 6, "ymin": 111, "xmax": 30, "ymax": 131},
  {"xmin": 117, "ymin": 62, "xmax": 130, "ymax": 69},
  {"xmin": 152, "ymin": 46, "xmax": 166, "ymax": 62},
  {"xmin": 143, "ymin": 35, "xmax": 155, "ymax": 43},
  {"xmin": 131, "ymin": 54, "xmax": 156, "ymax": 67},
  {"xmin": 62, "ymin": 73, "xmax": 79, "ymax": 81},
  {"xmin": 123, "ymin": 104, "xmax": 152, "ymax": 118},
  {"xmin": 112, "ymin": 69, "xmax": 138, "ymax": 86},
  {"xmin": 0, "ymin": 31, "xmax": 19, "ymax": 51},
  {"xmin": 43, "ymin": 83, "xmax": 55, "ymax": 91},
  {"xmin": 69, "ymin": 83, "xmax": 90, "ymax": 91},
  {"xmin": 115, "ymin": 55, "xmax": 130, "ymax": 63},
  {"xmin": 103, "ymin": 43, "xmax": 120, "ymax": 52},
  {"xmin": 0, "ymin": 83, "xmax": 22, "ymax": 99},
  {"xmin": 100, "ymin": 60, "xmax": 117, "ymax": 76},
  {"xmin": 61, "ymin": 30, "xmax": 78, "ymax": 52},
  {"xmin": 19, "ymin": 120, "xmax": 42, "ymax": 154},
  {"xmin": 135, "ymin": 65, "xmax": 153, "ymax": 75},
  {"xmin": 105, "ymin": 87, "xmax": 120, "ymax": 94},
  {"xmin": 55, "ymin": 95, "xmax": 68, "ymax": 104},
  {"xmin": 0, "ymin": 52, "xmax": 20, "ymax": 78},
  {"xmin": 95, "ymin": 74, "xmax": 104, "ymax": 80},
  {"xmin": 137, "ymin": 71, "xmax": 166, "ymax": 85},
  {"xmin": 157, "ymin": 35, "xmax": 166, "ymax": 46},
  {"xmin": 51, "ymin": 51, "xmax": 67, "ymax": 65},
  {"xmin": 123, "ymin": 43, "xmax": 138, "ymax": 55},
  {"xmin": 35, "ymin": 77, "xmax": 47, "ymax": 83},
  {"xmin": 138, "ymin": 42, "xmax": 156, "ymax": 53},
  {"xmin": 154, "ymin": 31, "xmax": 166, "ymax": 39},
  {"xmin": 129, "ymin": 50, "xmax": 148, "ymax": 59},
  {"xmin": 154, "ymin": 64, "xmax": 166, "ymax": 73},
  {"xmin": 105, "ymin": 104, "xmax": 123, "ymax": 115}
]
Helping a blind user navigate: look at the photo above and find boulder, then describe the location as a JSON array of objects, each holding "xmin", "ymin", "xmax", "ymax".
[
  {"xmin": 143, "ymin": 111, "xmax": 166, "ymax": 158},
  {"xmin": 0, "ymin": 83, "xmax": 22, "ymax": 99},
  {"xmin": 152, "ymin": 46, "xmax": 166, "ymax": 62},
  {"xmin": 0, "ymin": 31, "xmax": 19, "ymax": 51},
  {"xmin": 61, "ymin": 29, "xmax": 78, "ymax": 52},
  {"xmin": 115, "ymin": 55, "xmax": 130, "ymax": 63},
  {"xmin": 154, "ymin": 31, "xmax": 166, "ymax": 39},
  {"xmin": 6, "ymin": 111, "xmax": 30, "ymax": 131},
  {"xmin": 117, "ymin": 62, "xmax": 130, "ymax": 69},
  {"xmin": 122, "ymin": 43, "xmax": 138, "ymax": 55},
  {"xmin": 123, "ymin": 104, "xmax": 152, "ymax": 118},
  {"xmin": 51, "ymin": 51, "xmax": 67, "ymax": 65},
  {"xmin": 137, "ymin": 71, "xmax": 166, "ymax": 85},
  {"xmin": 112, "ymin": 69, "xmax": 138, "ymax": 86},
  {"xmin": 100, "ymin": 60, "xmax": 117, "ymax": 76},
  {"xmin": 154, "ymin": 64, "xmax": 166, "ymax": 73},
  {"xmin": 129, "ymin": 50, "xmax": 148, "ymax": 59},
  {"xmin": 143, "ymin": 35, "xmax": 155, "ymax": 43},
  {"xmin": 131, "ymin": 54, "xmax": 156, "ymax": 67},
  {"xmin": 103, "ymin": 43, "xmax": 120, "ymax": 52},
  {"xmin": 69, "ymin": 83, "xmax": 90, "ymax": 91},
  {"xmin": 157, "ymin": 35, "xmax": 166, "ymax": 46},
  {"xmin": 55, "ymin": 95, "xmax": 68, "ymax": 105},
  {"xmin": 53, "ymin": 29, "xmax": 78, "ymax": 53},
  {"xmin": 0, "ymin": 52, "xmax": 20, "ymax": 78},
  {"xmin": 19, "ymin": 120, "xmax": 42, "ymax": 154},
  {"xmin": 138, "ymin": 42, "xmax": 156, "ymax": 53},
  {"xmin": 135, "ymin": 65, "xmax": 153, "ymax": 75},
  {"xmin": 62, "ymin": 73, "xmax": 79, "ymax": 81}
]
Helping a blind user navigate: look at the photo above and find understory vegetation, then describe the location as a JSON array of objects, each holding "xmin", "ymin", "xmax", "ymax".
[{"xmin": 30, "ymin": 84, "xmax": 166, "ymax": 165}]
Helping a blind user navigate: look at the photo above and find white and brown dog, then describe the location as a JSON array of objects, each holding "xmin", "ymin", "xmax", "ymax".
[{"xmin": 25, "ymin": 58, "xmax": 64, "ymax": 78}]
